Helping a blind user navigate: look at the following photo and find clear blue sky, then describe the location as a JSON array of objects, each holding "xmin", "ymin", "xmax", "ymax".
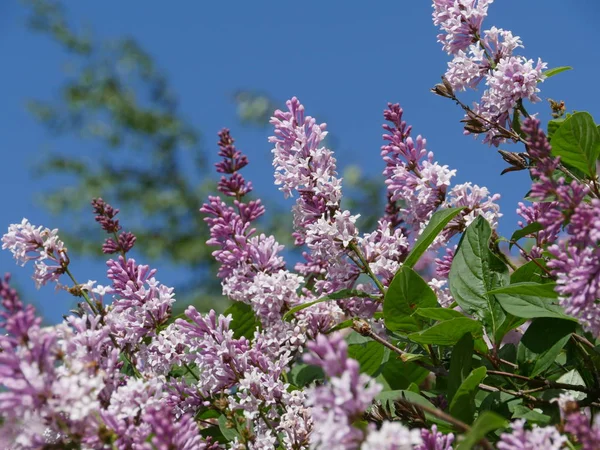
[{"xmin": 1, "ymin": 1, "xmax": 599, "ymax": 323}]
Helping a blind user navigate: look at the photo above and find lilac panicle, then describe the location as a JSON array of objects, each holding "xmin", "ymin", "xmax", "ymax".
[
  {"xmin": 497, "ymin": 419, "xmax": 566, "ymax": 449},
  {"xmin": 2, "ymin": 218, "xmax": 69, "ymax": 288},
  {"xmin": 382, "ymin": 103, "xmax": 455, "ymax": 235},
  {"xmin": 516, "ymin": 201, "xmax": 560, "ymax": 258},
  {"xmin": 564, "ymin": 410, "xmax": 600, "ymax": 450},
  {"xmin": 216, "ymin": 128, "xmax": 252, "ymax": 197},
  {"xmin": 269, "ymin": 96, "xmax": 345, "ymax": 246},
  {"xmin": 416, "ymin": 425, "xmax": 454, "ymax": 450},
  {"xmin": 105, "ymin": 256, "xmax": 174, "ymax": 347},
  {"xmin": 305, "ymin": 333, "xmax": 382, "ymax": 449},
  {"xmin": 381, "ymin": 104, "xmax": 501, "ymax": 246},
  {"xmin": 432, "ymin": 0, "xmax": 493, "ymax": 55},
  {"xmin": 141, "ymin": 407, "xmax": 206, "ymax": 450},
  {"xmin": 433, "ymin": 1, "xmax": 546, "ymax": 146},
  {"xmin": 92, "ymin": 198, "xmax": 137, "ymax": 254},
  {"xmin": 521, "ymin": 118, "xmax": 600, "ymax": 334}
]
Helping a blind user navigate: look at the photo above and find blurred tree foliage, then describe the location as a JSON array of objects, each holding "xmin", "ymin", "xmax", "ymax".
[
  {"xmin": 24, "ymin": 0, "xmax": 226, "ymax": 311},
  {"xmin": 23, "ymin": 0, "xmax": 385, "ymax": 313}
]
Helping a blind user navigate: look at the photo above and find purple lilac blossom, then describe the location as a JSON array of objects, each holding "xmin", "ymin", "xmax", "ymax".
[
  {"xmin": 433, "ymin": 0, "xmax": 547, "ymax": 146},
  {"xmin": 522, "ymin": 118, "xmax": 599, "ymax": 334},
  {"xmin": 305, "ymin": 333, "xmax": 382, "ymax": 449},
  {"xmin": 415, "ymin": 425, "xmax": 454, "ymax": 450},
  {"xmin": 92, "ymin": 198, "xmax": 137, "ymax": 254},
  {"xmin": 497, "ymin": 419, "xmax": 566, "ymax": 449},
  {"xmin": 105, "ymin": 256, "xmax": 175, "ymax": 348},
  {"xmin": 432, "ymin": 0, "xmax": 493, "ymax": 55},
  {"xmin": 564, "ymin": 410, "xmax": 600, "ymax": 450},
  {"xmin": 516, "ymin": 201, "xmax": 560, "ymax": 258}
]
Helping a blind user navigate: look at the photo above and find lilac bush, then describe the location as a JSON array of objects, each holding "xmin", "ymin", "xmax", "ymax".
[{"xmin": 2, "ymin": 1, "xmax": 600, "ymax": 449}]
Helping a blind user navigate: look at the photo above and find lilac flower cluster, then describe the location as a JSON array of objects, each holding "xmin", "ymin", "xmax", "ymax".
[
  {"xmin": 433, "ymin": 0, "xmax": 546, "ymax": 145},
  {"xmin": 519, "ymin": 118, "xmax": 600, "ymax": 334},
  {"xmin": 380, "ymin": 103, "xmax": 501, "ymax": 304},
  {"xmin": 497, "ymin": 419, "xmax": 566, "ymax": 449},
  {"xmin": 1, "ymin": 218, "xmax": 68, "ymax": 288},
  {"xmin": 92, "ymin": 197, "xmax": 136, "ymax": 255}
]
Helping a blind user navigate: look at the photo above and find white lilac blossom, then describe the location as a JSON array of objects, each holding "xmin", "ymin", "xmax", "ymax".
[
  {"xmin": 1, "ymin": 218, "xmax": 68, "ymax": 288},
  {"xmin": 433, "ymin": 0, "xmax": 547, "ymax": 145},
  {"xmin": 432, "ymin": 0, "xmax": 494, "ymax": 55},
  {"xmin": 497, "ymin": 419, "xmax": 566, "ymax": 450},
  {"xmin": 361, "ymin": 422, "xmax": 423, "ymax": 449}
]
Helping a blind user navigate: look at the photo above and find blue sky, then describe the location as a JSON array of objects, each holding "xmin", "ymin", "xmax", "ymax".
[{"xmin": 1, "ymin": 1, "xmax": 599, "ymax": 323}]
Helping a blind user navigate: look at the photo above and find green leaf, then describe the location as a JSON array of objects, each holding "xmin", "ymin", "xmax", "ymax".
[
  {"xmin": 492, "ymin": 284, "xmax": 574, "ymax": 321},
  {"xmin": 288, "ymin": 363, "xmax": 325, "ymax": 387},
  {"xmin": 381, "ymin": 356, "xmax": 430, "ymax": 390},
  {"xmin": 557, "ymin": 369, "xmax": 587, "ymax": 401},
  {"xmin": 413, "ymin": 307, "xmax": 464, "ymax": 321},
  {"xmin": 551, "ymin": 111, "xmax": 600, "ymax": 177},
  {"xmin": 489, "ymin": 282, "xmax": 558, "ymax": 298},
  {"xmin": 547, "ymin": 117, "xmax": 566, "ymax": 141},
  {"xmin": 326, "ymin": 319, "xmax": 354, "ymax": 333},
  {"xmin": 218, "ymin": 415, "xmax": 240, "ymax": 441},
  {"xmin": 509, "ymin": 222, "xmax": 543, "ymax": 249},
  {"xmin": 511, "ymin": 405, "xmax": 551, "ymax": 425},
  {"xmin": 448, "ymin": 333, "xmax": 474, "ymax": 402},
  {"xmin": 283, "ymin": 289, "xmax": 373, "ymax": 321},
  {"xmin": 384, "ymin": 266, "xmax": 438, "ymax": 332},
  {"xmin": 449, "ymin": 366, "xmax": 487, "ymax": 424},
  {"xmin": 544, "ymin": 66, "xmax": 573, "ymax": 78},
  {"xmin": 407, "ymin": 317, "xmax": 482, "ymax": 346},
  {"xmin": 517, "ymin": 318, "xmax": 576, "ymax": 377},
  {"xmin": 510, "ymin": 259, "xmax": 552, "ymax": 284},
  {"xmin": 348, "ymin": 341, "xmax": 386, "ymax": 377},
  {"xmin": 375, "ymin": 390, "xmax": 443, "ymax": 425},
  {"xmin": 402, "ymin": 207, "xmax": 464, "ymax": 269},
  {"xmin": 456, "ymin": 411, "xmax": 508, "ymax": 450},
  {"xmin": 223, "ymin": 302, "xmax": 260, "ymax": 340},
  {"xmin": 449, "ymin": 216, "xmax": 509, "ymax": 341}
]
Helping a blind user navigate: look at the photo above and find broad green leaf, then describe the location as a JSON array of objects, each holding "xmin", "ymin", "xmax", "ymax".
[
  {"xmin": 551, "ymin": 111, "xmax": 600, "ymax": 177},
  {"xmin": 288, "ymin": 363, "xmax": 324, "ymax": 387},
  {"xmin": 517, "ymin": 318, "xmax": 576, "ymax": 377},
  {"xmin": 544, "ymin": 66, "xmax": 573, "ymax": 78},
  {"xmin": 223, "ymin": 302, "xmax": 260, "ymax": 340},
  {"xmin": 547, "ymin": 117, "xmax": 566, "ymax": 141},
  {"xmin": 218, "ymin": 415, "xmax": 240, "ymax": 441},
  {"xmin": 448, "ymin": 333, "xmax": 474, "ymax": 402},
  {"xmin": 348, "ymin": 341, "xmax": 386, "ymax": 377},
  {"xmin": 510, "ymin": 259, "xmax": 552, "ymax": 284},
  {"xmin": 492, "ymin": 283, "xmax": 574, "ymax": 321},
  {"xmin": 456, "ymin": 411, "xmax": 508, "ymax": 450},
  {"xmin": 509, "ymin": 222, "xmax": 543, "ymax": 249},
  {"xmin": 489, "ymin": 282, "xmax": 558, "ymax": 298},
  {"xmin": 413, "ymin": 307, "xmax": 464, "ymax": 321},
  {"xmin": 407, "ymin": 317, "xmax": 482, "ymax": 346},
  {"xmin": 283, "ymin": 289, "xmax": 372, "ymax": 321},
  {"xmin": 449, "ymin": 216, "xmax": 509, "ymax": 341},
  {"xmin": 557, "ymin": 369, "xmax": 587, "ymax": 401},
  {"xmin": 384, "ymin": 266, "xmax": 438, "ymax": 332},
  {"xmin": 381, "ymin": 356, "xmax": 430, "ymax": 390},
  {"xmin": 402, "ymin": 207, "xmax": 464, "ymax": 268},
  {"xmin": 449, "ymin": 366, "xmax": 487, "ymax": 424},
  {"xmin": 326, "ymin": 318, "xmax": 354, "ymax": 333},
  {"xmin": 511, "ymin": 405, "xmax": 551, "ymax": 425}
]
